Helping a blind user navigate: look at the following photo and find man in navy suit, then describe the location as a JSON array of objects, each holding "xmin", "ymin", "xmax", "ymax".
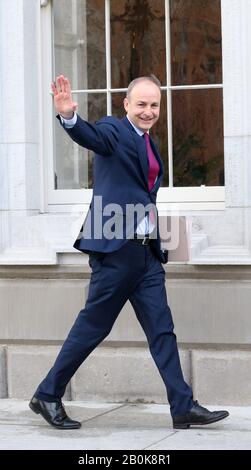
[{"xmin": 30, "ymin": 75, "xmax": 229, "ymax": 430}]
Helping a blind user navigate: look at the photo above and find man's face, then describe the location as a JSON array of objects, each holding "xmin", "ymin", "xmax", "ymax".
[{"xmin": 124, "ymin": 81, "xmax": 161, "ymax": 132}]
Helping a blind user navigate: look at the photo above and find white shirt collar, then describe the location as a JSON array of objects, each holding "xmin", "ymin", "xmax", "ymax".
[{"xmin": 126, "ymin": 116, "xmax": 146, "ymax": 137}]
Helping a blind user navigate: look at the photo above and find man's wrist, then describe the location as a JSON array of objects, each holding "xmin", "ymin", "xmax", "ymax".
[
  {"xmin": 59, "ymin": 112, "xmax": 77, "ymax": 129},
  {"xmin": 60, "ymin": 112, "xmax": 74, "ymax": 120}
]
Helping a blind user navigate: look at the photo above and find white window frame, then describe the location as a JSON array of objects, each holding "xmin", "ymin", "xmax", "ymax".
[{"xmin": 40, "ymin": 0, "xmax": 225, "ymax": 213}]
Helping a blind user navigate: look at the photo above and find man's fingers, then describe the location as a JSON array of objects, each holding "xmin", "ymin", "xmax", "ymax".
[
  {"xmin": 64, "ymin": 77, "xmax": 71, "ymax": 94},
  {"xmin": 61, "ymin": 76, "xmax": 67, "ymax": 94},
  {"xmin": 57, "ymin": 76, "xmax": 64, "ymax": 93},
  {"xmin": 51, "ymin": 81, "xmax": 58, "ymax": 95},
  {"xmin": 54, "ymin": 75, "xmax": 72, "ymax": 95}
]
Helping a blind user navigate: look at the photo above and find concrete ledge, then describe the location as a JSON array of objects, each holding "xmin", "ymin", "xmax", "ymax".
[
  {"xmin": 0, "ymin": 346, "xmax": 7, "ymax": 398},
  {"xmin": 5, "ymin": 345, "xmax": 251, "ymax": 405},
  {"xmin": 1, "ymin": 272, "xmax": 251, "ymax": 344},
  {"xmin": 0, "ymin": 279, "xmax": 89, "ymax": 340},
  {"xmin": 168, "ymin": 279, "xmax": 251, "ymax": 343},
  {"xmin": 7, "ymin": 346, "xmax": 70, "ymax": 399},
  {"xmin": 71, "ymin": 347, "xmax": 191, "ymax": 403},
  {"xmin": 1, "ymin": 264, "xmax": 251, "ymax": 280},
  {"xmin": 192, "ymin": 350, "xmax": 251, "ymax": 405}
]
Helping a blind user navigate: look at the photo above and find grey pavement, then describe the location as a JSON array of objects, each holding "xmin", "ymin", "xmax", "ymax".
[{"xmin": 0, "ymin": 399, "xmax": 250, "ymax": 450}]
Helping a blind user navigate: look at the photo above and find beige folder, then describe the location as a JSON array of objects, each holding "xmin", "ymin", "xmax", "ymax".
[{"xmin": 159, "ymin": 216, "xmax": 191, "ymax": 262}]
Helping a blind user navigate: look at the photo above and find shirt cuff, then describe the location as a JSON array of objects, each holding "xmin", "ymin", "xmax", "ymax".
[{"xmin": 60, "ymin": 113, "xmax": 77, "ymax": 128}]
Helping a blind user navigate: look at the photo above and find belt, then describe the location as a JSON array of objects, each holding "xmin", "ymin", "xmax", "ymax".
[{"xmin": 130, "ymin": 235, "xmax": 151, "ymax": 245}]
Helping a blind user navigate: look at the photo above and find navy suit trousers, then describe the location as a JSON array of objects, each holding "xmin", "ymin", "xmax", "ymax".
[{"xmin": 36, "ymin": 241, "xmax": 193, "ymax": 417}]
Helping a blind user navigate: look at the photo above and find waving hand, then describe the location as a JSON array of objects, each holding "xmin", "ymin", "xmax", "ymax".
[{"xmin": 51, "ymin": 75, "xmax": 78, "ymax": 119}]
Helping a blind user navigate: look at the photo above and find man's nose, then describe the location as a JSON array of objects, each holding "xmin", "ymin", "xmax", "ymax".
[{"xmin": 143, "ymin": 107, "xmax": 152, "ymax": 115}]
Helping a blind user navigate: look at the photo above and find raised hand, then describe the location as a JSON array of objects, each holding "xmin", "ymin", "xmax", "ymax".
[{"xmin": 51, "ymin": 75, "xmax": 78, "ymax": 119}]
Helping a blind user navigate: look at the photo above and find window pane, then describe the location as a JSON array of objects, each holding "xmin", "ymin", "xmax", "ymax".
[
  {"xmin": 86, "ymin": 0, "xmax": 106, "ymax": 88},
  {"xmin": 53, "ymin": 0, "xmax": 106, "ymax": 90},
  {"xmin": 172, "ymin": 89, "xmax": 224, "ymax": 187},
  {"xmin": 112, "ymin": 91, "xmax": 169, "ymax": 185},
  {"xmin": 110, "ymin": 0, "xmax": 166, "ymax": 88},
  {"xmin": 53, "ymin": 93, "xmax": 106, "ymax": 189},
  {"xmin": 170, "ymin": 0, "xmax": 222, "ymax": 85},
  {"xmin": 111, "ymin": 92, "xmax": 126, "ymax": 119}
]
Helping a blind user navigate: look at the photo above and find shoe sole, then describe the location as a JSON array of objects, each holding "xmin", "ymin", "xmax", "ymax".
[
  {"xmin": 173, "ymin": 412, "xmax": 229, "ymax": 429},
  {"xmin": 29, "ymin": 401, "xmax": 81, "ymax": 430}
]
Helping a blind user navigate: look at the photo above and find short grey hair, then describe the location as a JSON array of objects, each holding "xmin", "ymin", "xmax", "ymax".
[{"xmin": 126, "ymin": 75, "xmax": 161, "ymax": 99}]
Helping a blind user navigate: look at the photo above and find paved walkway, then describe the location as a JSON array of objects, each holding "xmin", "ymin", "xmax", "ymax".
[{"xmin": 0, "ymin": 399, "xmax": 250, "ymax": 450}]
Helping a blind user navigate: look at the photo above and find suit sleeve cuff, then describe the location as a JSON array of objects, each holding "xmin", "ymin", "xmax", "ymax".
[{"xmin": 59, "ymin": 113, "xmax": 77, "ymax": 128}]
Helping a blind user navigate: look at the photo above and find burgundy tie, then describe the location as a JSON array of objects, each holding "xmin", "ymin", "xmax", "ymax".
[
  {"xmin": 144, "ymin": 133, "xmax": 159, "ymax": 227},
  {"xmin": 144, "ymin": 132, "xmax": 159, "ymax": 191}
]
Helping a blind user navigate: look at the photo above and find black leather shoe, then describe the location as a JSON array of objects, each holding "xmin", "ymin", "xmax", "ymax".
[
  {"xmin": 29, "ymin": 396, "xmax": 81, "ymax": 430},
  {"xmin": 173, "ymin": 401, "xmax": 229, "ymax": 429}
]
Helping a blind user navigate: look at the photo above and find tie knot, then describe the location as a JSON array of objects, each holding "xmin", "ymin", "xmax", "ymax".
[{"xmin": 144, "ymin": 132, "xmax": 150, "ymax": 142}]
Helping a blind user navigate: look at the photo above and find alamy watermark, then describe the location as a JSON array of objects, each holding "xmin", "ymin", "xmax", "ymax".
[{"xmin": 71, "ymin": 196, "xmax": 182, "ymax": 250}]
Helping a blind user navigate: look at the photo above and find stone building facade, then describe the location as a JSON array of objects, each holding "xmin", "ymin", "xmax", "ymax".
[{"xmin": 0, "ymin": 0, "xmax": 251, "ymax": 404}]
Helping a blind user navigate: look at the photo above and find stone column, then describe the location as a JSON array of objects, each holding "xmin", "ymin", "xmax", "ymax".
[{"xmin": 0, "ymin": 0, "xmax": 40, "ymax": 253}]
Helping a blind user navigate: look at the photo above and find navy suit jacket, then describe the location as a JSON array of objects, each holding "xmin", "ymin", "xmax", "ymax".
[{"xmin": 58, "ymin": 114, "xmax": 168, "ymax": 264}]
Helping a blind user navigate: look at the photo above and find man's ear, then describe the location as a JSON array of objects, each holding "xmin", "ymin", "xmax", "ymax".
[{"xmin": 123, "ymin": 97, "xmax": 128, "ymax": 112}]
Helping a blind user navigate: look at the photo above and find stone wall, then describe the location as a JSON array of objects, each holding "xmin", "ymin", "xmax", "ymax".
[{"xmin": 1, "ymin": 264, "xmax": 251, "ymax": 405}]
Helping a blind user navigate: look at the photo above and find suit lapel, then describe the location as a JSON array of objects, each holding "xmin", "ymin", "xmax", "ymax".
[{"xmin": 121, "ymin": 117, "xmax": 149, "ymax": 189}]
